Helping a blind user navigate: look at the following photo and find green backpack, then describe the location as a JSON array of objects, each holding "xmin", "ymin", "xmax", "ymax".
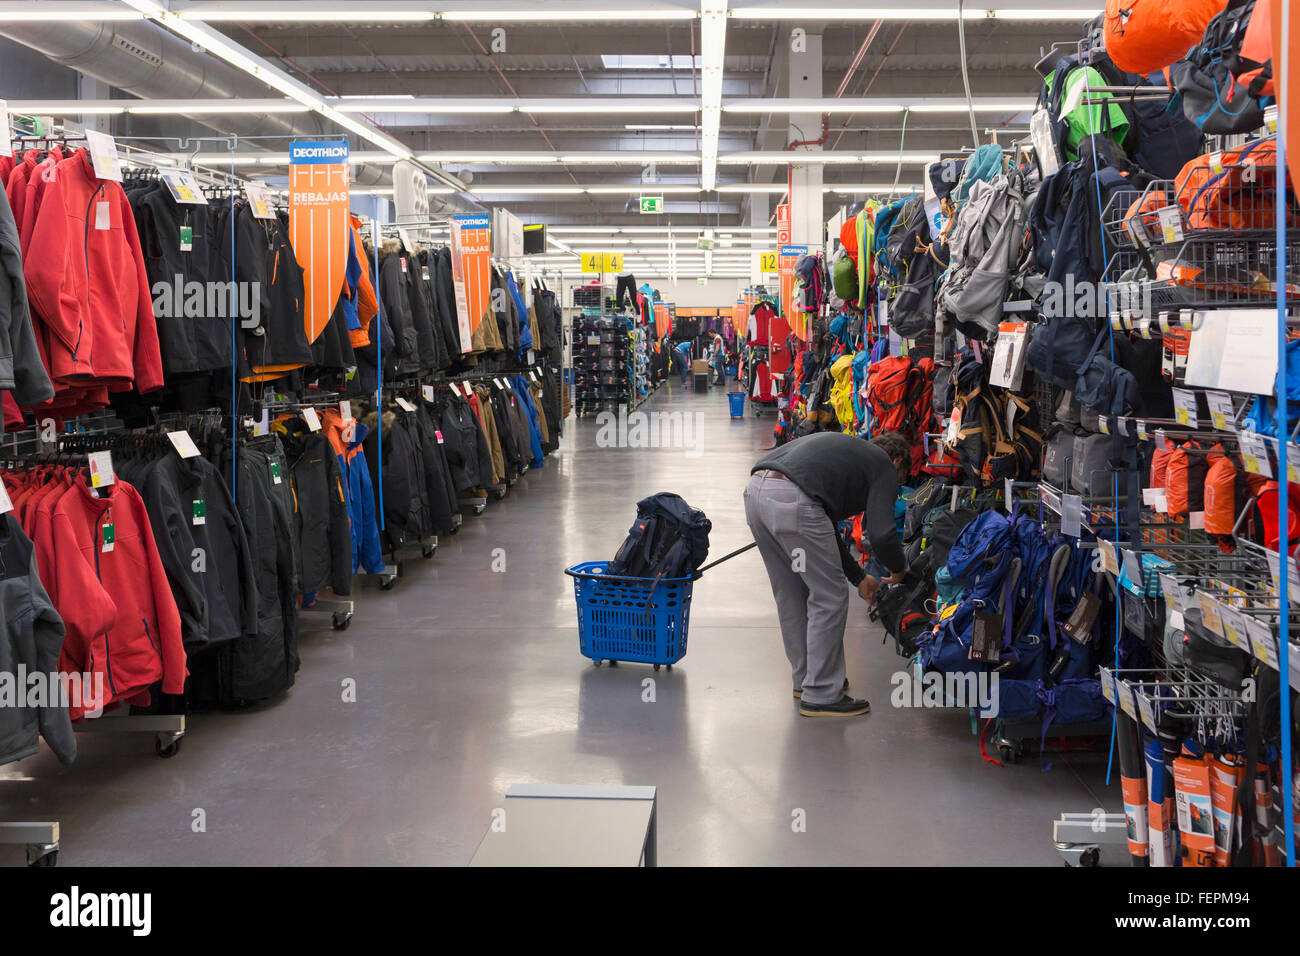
[{"xmin": 831, "ymin": 254, "xmax": 858, "ymax": 303}]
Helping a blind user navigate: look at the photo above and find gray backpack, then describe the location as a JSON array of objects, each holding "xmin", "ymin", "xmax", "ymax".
[
  {"xmin": 1042, "ymin": 428, "xmax": 1075, "ymax": 489},
  {"xmin": 939, "ymin": 172, "xmax": 1030, "ymax": 337},
  {"xmin": 1070, "ymin": 432, "xmax": 1114, "ymax": 496}
]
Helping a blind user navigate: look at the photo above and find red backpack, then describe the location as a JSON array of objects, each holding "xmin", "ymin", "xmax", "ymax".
[{"xmin": 864, "ymin": 356, "xmax": 925, "ymax": 438}]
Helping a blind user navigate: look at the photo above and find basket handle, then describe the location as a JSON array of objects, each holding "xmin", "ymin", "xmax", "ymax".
[{"xmin": 694, "ymin": 541, "xmax": 758, "ymax": 577}]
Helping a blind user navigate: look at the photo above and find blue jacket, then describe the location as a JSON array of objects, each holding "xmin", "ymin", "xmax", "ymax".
[
  {"xmin": 506, "ymin": 270, "xmax": 533, "ymax": 358},
  {"xmin": 511, "ymin": 376, "xmax": 546, "ymax": 468},
  {"xmin": 332, "ymin": 419, "xmax": 385, "ymax": 574}
]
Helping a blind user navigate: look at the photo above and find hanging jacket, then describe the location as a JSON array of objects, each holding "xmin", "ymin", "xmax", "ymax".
[
  {"xmin": 232, "ymin": 208, "xmax": 313, "ymax": 381},
  {"xmin": 362, "ymin": 408, "xmax": 432, "ymax": 552},
  {"xmin": 276, "ymin": 418, "xmax": 353, "ymax": 596},
  {"xmin": 0, "ymin": 513, "xmax": 75, "ymax": 767},
  {"xmin": 439, "ymin": 395, "xmax": 488, "ymax": 493},
  {"xmin": 139, "ymin": 449, "xmax": 259, "ymax": 651},
  {"xmin": 377, "ymin": 242, "xmax": 419, "ymax": 375},
  {"xmin": 409, "ymin": 403, "xmax": 459, "ymax": 534},
  {"xmin": 321, "ymin": 408, "xmax": 385, "ymax": 574},
  {"xmin": 472, "ymin": 383, "xmax": 507, "ymax": 484},
  {"xmin": 23, "ymin": 149, "xmax": 164, "ymax": 392},
  {"xmin": 430, "ymin": 246, "xmax": 464, "ymax": 357},
  {"xmin": 511, "ymin": 375, "xmax": 546, "ymax": 468},
  {"xmin": 39, "ymin": 477, "xmax": 187, "ymax": 719},
  {"xmin": 506, "ymin": 269, "xmax": 533, "ymax": 358},
  {"xmin": 0, "ymin": 186, "xmax": 55, "ymax": 407}
]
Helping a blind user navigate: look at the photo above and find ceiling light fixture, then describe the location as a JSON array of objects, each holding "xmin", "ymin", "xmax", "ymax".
[{"xmin": 699, "ymin": 0, "xmax": 728, "ymax": 192}]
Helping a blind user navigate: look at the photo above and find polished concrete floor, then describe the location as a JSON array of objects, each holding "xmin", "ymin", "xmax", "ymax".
[{"xmin": 1, "ymin": 382, "xmax": 1118, "ymax": 866}]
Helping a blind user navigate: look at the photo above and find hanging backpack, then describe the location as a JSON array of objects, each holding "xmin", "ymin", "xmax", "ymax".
[
  {"xmin": 884, "ymin": 197, "xmax": 942, "ymax": 339},
  {"xmin": 828, "ymin": 354, "xmax": 858, "ymax": 429},
  {"xmin": 608, "ymin": 492, "xmax": 712, "ymax": 580},
  {"xmin": 1171, "ymin": 0, "xmax": 1272, "ymax": 133},
  {"xmin": 1104, "ymin": 0, "xmax": 1230, "ymax": 76},
  {"xmin": 1164, "ymin": 441, "xmax": 1207, "ymax": 517},
  {"xmin": 831, "ymin": 252, "xmax": 859, "ymax": 304},
  {"xmin": 864, "ymin": 356, "xmax": 924, "ymax": 437},
  {"xmin": 1203, "ymin": 444, "xmax": 1241, "ymax": 544}
]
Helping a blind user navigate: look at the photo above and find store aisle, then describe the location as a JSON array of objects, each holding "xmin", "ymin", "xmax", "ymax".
[{"xmin": 1, "ymin": 383, "xmax": 1111, "ymax": 866}]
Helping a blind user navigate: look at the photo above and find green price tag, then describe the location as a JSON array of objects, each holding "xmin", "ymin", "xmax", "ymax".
[
  {"xmin": 101, "ymin": 522, "xmax": 115, "ymax": 552},
  {"xmin": 192, "ymin": 499, "xmax": 206, "ymax": 526},
  {"xmin": 180, "ymin": 225, "xmax": 193, "ymax": 251},
  {"xmin": 270, "ymin": 461, "xmax": 282, "ymax": 485}
]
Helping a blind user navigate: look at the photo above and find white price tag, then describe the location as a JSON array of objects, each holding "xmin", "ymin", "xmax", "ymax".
[
  {"xmin": 1265, "ymin": 104, "xmax": 1278, "ymax": 134},
  {"xmin": 253, "ymin": 408, "xmax": 270, "ymax": 437},
  {"xmin": 0, "ymin": 474, "xmax": 11, "ymax": 515},
  {"xmin": 1134, "ymin": 688, "xmax": 1158, "ymax": 734},
  {"xmin": 1196, "ymin": 591, "xmax": 1225, "ymax": 638},
  {"xmin": 302, "ymin": 407, "xmax": 322, "ymax": 432},
  {"xmin": 167, "ymin": 429, "xmax": 202, "ymax": 459},
  {"xmin": 1207, "ymin": 151, "xmax": 1225, "ymax": 175},
  {"xmin": 1098, "ymin": 415, "xmax": 1110, "ymax": 435},
  {"xmin": 1171, "ymin": 387, "xmax": 1198, "ymax": 428},
  {"xmin": 1005, "ymin": 477, "xmax": 1014, "ymax": 515},
  {"xmin": 1188, "ymin": 510, "xmax": 1206, "ymax": 530},
  {"xmin": 1159, "ymin": 573, "xmax": 1184, "ymax": 615},
  {"xmin": 1157, "ymin": 205, "xmax": 1183, "ymax": 243},
  {"xmin": 1136, "ymin": 420, "xmax": 1148, "ymax": 441},
  {"xmin": 1061, "ymin": 493, "xmax": 1083, "ymax": 538},
  {"xmin": 1153, "ymin": 488, "xmax": 1168, "ymax": 513},
  {"xmin": 527, "ymin": 349, "xmax": 535, "ymax": 365},
  {"xmin": 495, "ymin": 378, "xmax": 507, "ymax": 390},
  {"xmin": 84, "ymin": 129, "xmax": 123, "ymax": 182},
  {"xmin": 1121, "ymin": 548, "xmax": 1143, "ymax": 588},
  {"xmin": 160, "ymin": 168, "xmax": 207, "ymax": 205},
  {"xmin": 1283, "ymin": 443, "xmax": 1300, "ymax": 485},
  {"xmin": 421, "ymin": 385, "xmax": 435, "ymax": 402},
  {"xmin": 1217, "ymin": 603, "xmax": 1248, "ymax": 650},
  {"xmin": 94, "ymin": 201, "xmax": 111, "ymax": 231},
  {"xmin": 1206, "ymin": 391, "xmax": 1234, "ymax": 431},
  {"xmin": 395, "ymin": 397, "xmax": 416, "ymax": 412},
  {"xmin": 1142, "ymin": 487, "xmax": 1161, "ymax": 506},
  {"xmin": 1098, "ymin": 667, "xmax": 1117, "ymax": 706},
  {"xmin": 1116, "ymin": 416, "xmax": 1129, "ymax": 437},
  {"xmin": 1238, "ymin": 429, "xmax": 1272, "ymax": 478},
  {"xmin": 1097, "ymin": 538, "xmax": 1119, "ymax": 576},
  {"xmin": 87, "ymin": 450, "xmax": 115, "ymax": 488},
  {"xmin": 1264, "ymin": 549, "xmax": 1300, "ymax": 603},
  {"xmin": 1116, "ymin": 679, "xmax": 1138, "ymax": 720},
  {"xmin": 245, "ymin": 184, "xmax": 275, "ymax": 220},
  {"xmin": 340, "ymin": 400, "xmax": 353, "ymax": 422},
  {"xmin": 1244, "ymin": 615, "xmax": 1279, "ymax": 669}
]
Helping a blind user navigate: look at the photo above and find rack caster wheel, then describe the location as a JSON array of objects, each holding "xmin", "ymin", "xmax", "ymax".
[
  {"xmin": 332, "ymin": 612, "xmax": 353, "ymax": 631},
  {"xmin": 26, "ymin": 845, "xmax": 58, "ymax": 867},
  {"xmin": 396, "ymin": 561, "xmax": 407, "ymax": 578},
  {"xmin": 1071, "ymin": 848, "xmax": 1100, "ymax": 868},
  {"xmin": 381, "ymin": 576, "xmax": 397, "ymax": 591},
  {"xmin": 155, "ymin": 734, "xmax": 183, "ymax": 759},
  {"xmin": 998, "ymin": 745, "xmax": 1018, "ymax": 764},
  {"xmin": 422, "ymin": 545, "xmax": 436, "ymax": 559}
]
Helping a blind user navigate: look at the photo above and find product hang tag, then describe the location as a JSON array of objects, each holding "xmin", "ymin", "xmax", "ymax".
[
  {"xmin": 1216, "ymin": 603, "xmax": 1247, "ymax": 650},
  {"xmin": 301, "ymin": 407, "xmax": 322, "ymax": 432},
  {"xmin": 0, "ymin": 474, "xmax": 11, "ymax": 515},
  {"xmin": 1097, "ymin": 538, "xmax": 1119, "ymax": 576},
  {"xmin": 1264, "ymin": 549, "xmax": 1300, "ymax": 604},
  {"xmin": 967, "ymin": 611, "xmax": 1003, "ymax": 662},
  {"xmin": 1153, "ymin": 488, "xmax": 1169, "ymax": 513},
  {"xmin": 1062, "ymin": 589, "xmax": 1100, "ymax": 644},
  {"xmin": 421, "ymin": 385, "xmax": 435, "ymax": 402},
  {"xmin": 101, "ymin": 521, "xmax": 115, "ymax": 553},
  {"xmin": 87, "ymin": 450, "xmax": 115, "ymax": 488},
  {"xmin": 1121, "ymin": 548, "xmax": 1143, "ymax": 589},
  {"xmin": 1195, "ymin": 591, "xmax": 1225, "ymax": 638},
  {"xmin": 1098, "ymin": 415, "xmax": 1110, "ymax": 435},
  {"xmin": 1206, "ymin": 391, "xmax": 1234, "ymax": 431},
  {"xmin": 252, "ymin": 408, "xmax": 270, "ymax": 437},
  {"xmin": 1061, "ymin": 493, "xmax": 1083, "ymax": 538},
  {"xmin": 161, "ymin": 168, "xmax": 207, "ymax": 206},
  {"xmin": 1115, "ymin": 678, "xmax": 1138, "ymax": 721},
  {"xmin": 1237, "ymin": 429, "xmax": 1272, "ymax": 478},
  {"xmin": 1134, "ymin": 688, "xmax": 1158, "ymax": 735},
  {"xmin": 1264, "ymin": 104, "xmax": 1278, "ymax": 134},
  {"xmin": 1098, "ymin": 667, "xmax": 1117, "ymax": 706},
  {"xmin": 167, "ymin": 429, "xmax": 201, "ymax": 459},
  {"xmin": 1136, "ymin": 420, "xmax": 1148, "ymax": 441},
  {"xmin": 245, "ymin": 184, "xmax": 274, "ymax": 220},
  {"xmin": 84, "ymin": 129, "xmax": 123, "ymax": 182},
  {"xmin": 1287, "ymin": 445, "xmax": 1300, "ymax": 486},
  {"xmin": 192, "ymin": 499, "xmax": 206, "ymax": 526},
  {"xmin": 527, "ymin": 348, "xmax": 535, "ymax": 365},
  {"xmin": 434, "ymin": 429, "xmax": 445, "ymax": 445},
  {"xmin": 1171, "ymin": 387, "xmax": 1197, "ymax": 428},
  {"xmin": 1157, "ymin": 205, "xmax": 1183, "ymax": 244},
  {"xmin": 400, "ymin": 257, "xmax": 408, "ymax": 273},
  {"xmin": 270, "ymin": 460, "xmax": 283, "ymax": 486},
  {"xmin": 0, "ymin": 99, "xmax": 10, "ymax": 159},
  {"xmin": 179, "ymin": 225, "xmax": 193, "ymax": 252},
  {"xmin": 1142, "ymin": 487, "xmax": 1161, "ymax": 506},
  {"xmin": 421, "ymin": 267, "xmax": 431, "ymax": 281},
  {"xmin": 395, "ymin": 396, "xmax": 416, "ymax": 412},
  {"xmin": 93, "ymin": 201, "xmax": 111, "ymax": 232},
  {"xmin": 1244, "ymin": 614, "xmax": 1278, "ymax": 669},
  {"xmin": 1115, "ymin": 416, "xmax": 1129, "ymax": 437},
  {"xmin": 339, "ymin": 400, "xmax": 353, "ymax": 422},
  {"xmin": 1207, "ymin": 151, "xmax": 1225, "ymax": 175}
]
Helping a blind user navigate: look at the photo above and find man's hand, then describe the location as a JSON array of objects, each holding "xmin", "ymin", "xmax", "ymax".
[
  {"xmin": 857, "ymin": 576, "xmax": 881, "ymax": 604},
  {"xmin": 885, "ymin": 568, "xmax": 907, "ymax": 586}
]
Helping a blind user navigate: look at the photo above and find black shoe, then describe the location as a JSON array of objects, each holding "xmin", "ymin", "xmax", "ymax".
[
  {"xmin": 793, "ymin": 679, "xmax": 849, "ymax": 700},
  {"xmin": 798, "ymin": 694, "xmax": 871, "ymax": 718}
]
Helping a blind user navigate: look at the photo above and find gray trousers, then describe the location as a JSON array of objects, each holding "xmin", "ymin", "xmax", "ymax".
[{"xmin": 743, "ymin": 473, "xmax": 850, "ymax": 705}]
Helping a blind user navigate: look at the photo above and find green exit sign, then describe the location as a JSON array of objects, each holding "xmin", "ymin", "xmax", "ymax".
[{"xmin": 639, "ymin": 196, "xmax": 664, "ymax": 214}]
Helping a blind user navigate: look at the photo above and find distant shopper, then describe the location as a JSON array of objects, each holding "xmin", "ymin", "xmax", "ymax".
[
  {"xmin": 744, "ymin": 431, "xmax": 909, "ymax": 717},
  {"xmin": 673, "ymin": 341, "xmax": 692, "ymax": 385}
]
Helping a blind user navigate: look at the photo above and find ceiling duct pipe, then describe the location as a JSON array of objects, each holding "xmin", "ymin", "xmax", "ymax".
[{"xmin": 0, "ymin": 19, "xmax": 474, "ymax": 202}]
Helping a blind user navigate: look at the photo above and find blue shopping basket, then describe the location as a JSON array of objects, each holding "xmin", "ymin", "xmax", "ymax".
[
  {"xmin": 564, "ymin": 544, "xmax": 756, "ymax": 669},
  {"xmin": 564, "ymin": 562, "xmax": 695, "ymax": 669},
  {"xmin": 727, "ymin": 391, "xmax": 746, "ymax": 418}
]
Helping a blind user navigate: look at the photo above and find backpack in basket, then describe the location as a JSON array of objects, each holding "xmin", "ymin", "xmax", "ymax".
[{"xmin": 608, "ymin": 492, "xmax": 712, "ymax": 580}]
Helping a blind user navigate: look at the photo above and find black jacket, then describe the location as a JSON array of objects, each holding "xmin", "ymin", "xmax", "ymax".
[
  {"xmin": 140, "ymin": 449, "xmax": 260, "ymax": 650},
  {"xmin": 278, "ymin": 419, "xmax": 353, "ymax": 596},
  {"xmin": 363, "ymin": 409, "xmax": 432, "ymax": 552}
]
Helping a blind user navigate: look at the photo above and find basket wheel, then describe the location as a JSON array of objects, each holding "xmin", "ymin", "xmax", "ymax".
[{"xmin": 653, "ymin": 664, "xmax": 661, "ymax": 672}]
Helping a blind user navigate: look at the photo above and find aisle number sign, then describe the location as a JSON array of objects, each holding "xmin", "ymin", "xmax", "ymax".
[
  {"xmin": 760, "ymin": 251, "xmax": 778, "ymax": 274},
  {"xmin": 780, "ymin": 244, "xmax": 807, "ymax": 340},
  {"xmin": 580, "ymin": 252, "xmax": 624, "ymax": 273},
  {"xmin": 450, "ymin": 213, "xmax": 491, "ymax": 353},
  {"xmin": 289, "ymin": 139, "xmax": 351, "ymax": 344}
]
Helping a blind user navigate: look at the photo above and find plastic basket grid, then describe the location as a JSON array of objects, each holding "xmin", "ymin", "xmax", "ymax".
[{"xmin": 567, "ymin": 561, "xmax": 693, "ymax": 665}]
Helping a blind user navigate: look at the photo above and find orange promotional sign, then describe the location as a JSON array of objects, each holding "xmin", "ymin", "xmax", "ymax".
[
  {"xmin": 289, "ymin": 139, "xmax": 351, "ymax": 344},
  {"xmin": 450, "ymin": 213, "xmax": 491, "ymax": 353},
  {"xmin": 654, "ymin": 302, "xmax": 671, "ymax": 339},
  {"xmin": 779, "ymin": 244, "xmax": 807, "ymax": 340}
]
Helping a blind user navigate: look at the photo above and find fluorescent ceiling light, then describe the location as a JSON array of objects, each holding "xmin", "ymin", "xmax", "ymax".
[
  {"xmin": 723, "ymin": 97, "xmax": 1035, "ymax": 114},
  {"xmin": 337, "ymin": 100, "xmax": 514, "ymax": 115},
  {"xmin": 626, "ymin": 124, "xmax": 699, "ymax": 131},
  {"xmin": 824, "ymin": 185, "xmax": 913, "ymax": 194},
  {"xmin": 128, "ymin": 101, "xmax": 310, "ymax": 114},
  {"xmin": 176, "ymin": 4, "xmax": 433, "ymax": 20},
  {"xmin": 9, "ymin": 103, "xmax": 125, "ymax": 115},
  {"xmin": 601, "ymin": 54, "xmax": 701, "ymax": 70},
  {"xmin": 728, "ymin": 4, "xmax": 1097, "ymax": 19},
  {"xmin": 582, "ymin": 185, "xmax": 700, "ymax": 194},
  {"xmin": 717, "ymin": 151, "xmax": 940, "ymax": 164},
  {"xmin": 441, "ymin": 8, "xmax": 699, "ymax": 21},
  {"xmin": 473, "ymin": 187, "xmax": 586, "ymax": 195},
  {"xmin": 714, "ymin": 184, "xmax": 788, "ymax": 194},
  {"xmin": 558, "ymin": 152, "xmax": 698, "ymax": 164},
  {"xmin": 418, "ymin": 152, "xmax": 561, "ymax": 165},
  {"xmin": 0, "ymin": 2, "xmax": 144, "ymax": 19},
  {"xmin": 699, "ymin": 0, "xmax": 727, "ymax": 192}
]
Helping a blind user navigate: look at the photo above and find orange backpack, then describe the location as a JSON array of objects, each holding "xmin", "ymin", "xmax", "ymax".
[
  {"xmin": 1149, "ymin": 439, "xmax": 1174, "ymax": 489},
  {"xmin": 1105, "ymin": 0, "xmax": 1229, "ymax": 76},
  {"xmin": 1165, "ymin": 441, "xmax": 1207, "ymax": 517},
  {"xmin": 1175, "ymin": 139, "xmax": 1300, "ymax": 231},
  {"xmin": 1203, "ymin": 445, "xmax": 1237, "ymax": 535}
]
